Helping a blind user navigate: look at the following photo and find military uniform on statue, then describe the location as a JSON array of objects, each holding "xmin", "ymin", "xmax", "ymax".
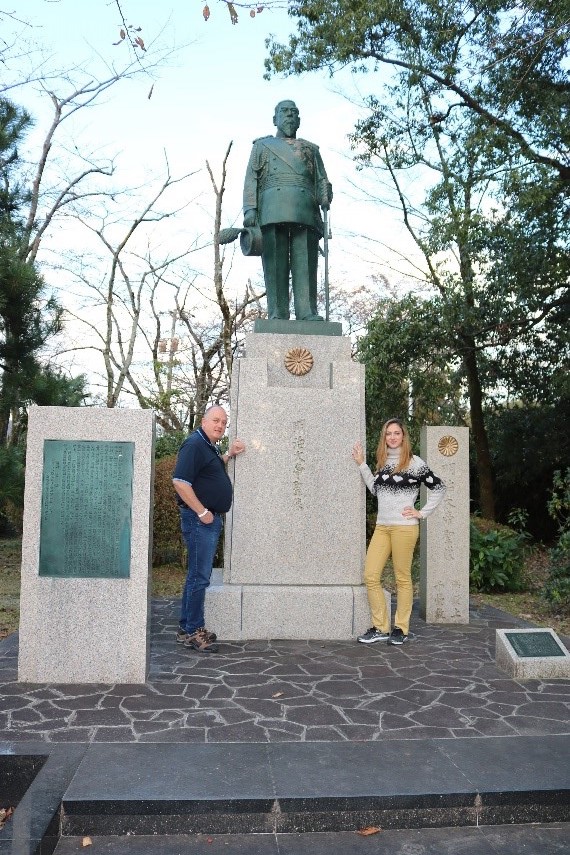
[{"xmin": 243, "ymin": 100, "xmax": 332, "ymax": 321}]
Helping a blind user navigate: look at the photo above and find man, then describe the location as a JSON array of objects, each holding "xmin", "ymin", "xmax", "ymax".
[
  {"xmin": 243, "ymin": 99, "xmax": 333, "ymax": 321},
  {"xmin": 172, "ymin": 406, "xmax": 245, "ymax": 652}
]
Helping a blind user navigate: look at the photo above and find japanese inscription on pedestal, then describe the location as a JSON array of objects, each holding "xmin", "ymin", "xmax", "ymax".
[{"xmin": 292, "ymin": 420, "xmax": 306, "ymax": 510}]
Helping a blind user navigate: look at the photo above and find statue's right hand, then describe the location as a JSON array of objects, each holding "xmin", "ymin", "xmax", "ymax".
[{"xmin": 243, "ymin": 210, "xmax": 257, "ymax": 228}]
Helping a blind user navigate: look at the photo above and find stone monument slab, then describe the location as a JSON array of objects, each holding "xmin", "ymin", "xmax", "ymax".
[
  {"xmin": 226, "ymin": 333, "xmax": 364, "ymax": 587},
  {"xmin": 495, "ymin": 628, "xmax": 570, "ymax": 679},
  {"xmin": 18, "ymin": 406, "xmax": 155, "ymax": 684},
  {"xmin": 419, "ymin": 426, "xmax": 470, "ymax": 625}
]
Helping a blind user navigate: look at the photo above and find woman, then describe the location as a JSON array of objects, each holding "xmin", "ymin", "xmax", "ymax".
[{"xmin": 352, "ymin": 418, "xmax": 446, "ymax": 646}]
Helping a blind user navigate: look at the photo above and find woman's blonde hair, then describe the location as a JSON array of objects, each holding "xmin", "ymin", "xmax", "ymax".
[{"xmin": 375, "ymin": 418, "xmax": 413, "ymax": 473}]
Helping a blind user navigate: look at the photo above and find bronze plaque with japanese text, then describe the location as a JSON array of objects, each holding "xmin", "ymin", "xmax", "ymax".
[
  {"xmin": 39, "ymin": 440, "xmax": 134, "ymax": 578},
  {"xmin": 505, "ymin": 631, "xmax": 565, "ymax": 658}
]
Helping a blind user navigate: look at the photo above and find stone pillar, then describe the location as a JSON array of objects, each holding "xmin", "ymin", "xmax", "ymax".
[
  {"xmin": 18, "ymin": 406, "xmax": 155, "ymax": 683},
  {"xmin": 419, "ymin": 425, "xmax": 470, "ymax": 625},
  {"xmin": 206, "ymin": 330, "xmax": 374, "ymax": 639}
]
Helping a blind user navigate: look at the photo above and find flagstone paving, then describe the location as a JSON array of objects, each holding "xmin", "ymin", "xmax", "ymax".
[{"xmin": 0, "ymin": 599, "xmax": 568, "ymax": 744}]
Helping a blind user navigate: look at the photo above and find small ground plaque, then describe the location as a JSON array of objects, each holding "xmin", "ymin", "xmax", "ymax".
[
  {"xmin": 505, "ymin": 631, "xmax": 566, "ymax": 658},
  {"xmin": 39, "ymin": 439, "xmax": 134, "ymax": 578},
  {"xmin": 496, "ymin": 628, "xmax": 570, "ymax": 680}
]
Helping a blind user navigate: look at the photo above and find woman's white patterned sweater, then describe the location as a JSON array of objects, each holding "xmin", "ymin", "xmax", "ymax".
[{"xmin": 359, "ymin": 447, "xmax": 447, "ymax": 526}]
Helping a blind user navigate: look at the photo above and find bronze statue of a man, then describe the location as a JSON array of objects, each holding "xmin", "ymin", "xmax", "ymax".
[{"xmin": 243, "ymin": 100, "xmax": 333, "ymax": 321}]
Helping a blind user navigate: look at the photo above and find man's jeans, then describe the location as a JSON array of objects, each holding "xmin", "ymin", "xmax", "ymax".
[{"xmin": 179, "ymin": 508, "xmax": 222, "ymax": 634}]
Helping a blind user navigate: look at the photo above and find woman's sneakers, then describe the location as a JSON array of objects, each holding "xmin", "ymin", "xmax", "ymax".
[
  {"xmin": 357, "ymin": 626, "xmax": 409, "ymax": 645},
  {"xmin": 388, "ymin": 627, "xmax": 408, "ymax": 645},
  {"xmin": 357, "ymin": 627, "xmax": 391, "ymax": 644}
]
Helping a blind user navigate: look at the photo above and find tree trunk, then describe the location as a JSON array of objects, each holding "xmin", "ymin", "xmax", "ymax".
[{"xmin": 462, "ymin": 340, "xmax": 496, "ymax": 519}]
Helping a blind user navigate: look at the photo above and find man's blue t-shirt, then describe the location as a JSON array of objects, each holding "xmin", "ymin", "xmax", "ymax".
[{"xmin": 173, "ymin": 429, "xmax": 233, "ymax": 513}]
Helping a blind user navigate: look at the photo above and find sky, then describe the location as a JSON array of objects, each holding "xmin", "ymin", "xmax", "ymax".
[
  {"xmin": 5, "ymin": 1, "xmax": 421, "ymax": 391},
  {"xmin": 14, "ymin": 0, "xmax": 413, "ymax": 271}
]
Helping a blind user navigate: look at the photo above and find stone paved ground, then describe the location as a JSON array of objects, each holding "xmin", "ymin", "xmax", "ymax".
[{"xmin": 0, "ymin": 599, "xmax": 568, "ymax": 744}]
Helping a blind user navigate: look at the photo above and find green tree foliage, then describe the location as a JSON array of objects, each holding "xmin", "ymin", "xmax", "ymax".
[
  {"xmin": 267, "ymin": 1, "xmax": 569, "ymax": 521},
  {"xmin": 0, "ymin": 253, "xmax": 63, "ymax": 442},
  {"xmin": 0, "ymin": 98, "xmax": 76, "ymax": 445},
  {"xmin": 1, "ymin": 104, "xmax": 89, "ymax": 455},
  {"xmin": 153, "ymin": 455, "xmax": 185, "ymax": 567},
  {"xmin": 484, "ymin": 402, "xmax": 570, "ymax": 539},
  {"xmin": 357, "ymin": 294, "xmax": 464, "ymax": 449},
  {"xmin": 0, "ymin": 97, "xmax": 89, "ymax": 526},
  {"xmin": 0, "ymin": 444, "xmax": 24, "ymax": 534},
  {"xmin": 384, "ymin": 110, "xmax": 566, "ymax": 516},
  {"xmin": 155, "ymin": 430, "xmax": 187, "ymax": 461},
  {"xmin": 266, "ymin": 0, "xmax": 569, "ymax": 181}
]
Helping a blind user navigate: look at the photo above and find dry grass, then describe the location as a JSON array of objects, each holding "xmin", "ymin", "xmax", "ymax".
[
  {"xmin": 471, "ymin": 591, "xmax": 570, "ymax": 637},
  {"xmin": 471, "ymin": 546, "xmax": 570, "ymax": 638},
  {"xmin": 0, "ymin": 538, "xmax": 22, "ymax": 639},
  {"xmin": 151, "ymin": 563, "xmax": 186, "ymax": 598}
]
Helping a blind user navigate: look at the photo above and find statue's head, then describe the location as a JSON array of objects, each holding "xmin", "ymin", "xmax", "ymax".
[{"xmin": 273, "ymin": 100, "xmax": 300, "ymax": 139}]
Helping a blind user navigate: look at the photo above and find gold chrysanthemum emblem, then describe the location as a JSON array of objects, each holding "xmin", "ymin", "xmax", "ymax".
[
  {"xmin": 284, "ymin": 347, "xmax": 314, "ymax": 376},
  {"xmin": 438, "ymin": 435, "xmax": 459, "ymax": 457}
]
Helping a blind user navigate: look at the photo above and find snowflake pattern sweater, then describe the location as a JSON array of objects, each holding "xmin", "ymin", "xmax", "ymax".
[{"xmin": 359, "ymin": 447, "xmax": 447, "ymax": 526}]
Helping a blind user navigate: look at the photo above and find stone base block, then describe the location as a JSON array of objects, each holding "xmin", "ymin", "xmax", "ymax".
[
  {"xmin": 253, "ymin": 319, "xmax": 342, "ymax": 336},
  {"xmin": 206, "ymin": 575, "xmax": 390, "ymax": 640},
  {"xmin": 495, "ymin": 629, "xmax": 570, "ymax": 679}
]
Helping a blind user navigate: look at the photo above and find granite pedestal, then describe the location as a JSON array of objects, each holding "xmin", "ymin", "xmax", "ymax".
[{"xmin": 208, "ymin": 331, "xmax": 375, "ymax": 639}]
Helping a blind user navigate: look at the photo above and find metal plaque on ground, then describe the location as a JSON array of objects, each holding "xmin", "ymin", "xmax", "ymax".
[
  {"xmin": 496, "ymin": 628, "xmax": 570, "ymax": 679},
  {"xmin": 505, "ymin": 631, "xmax": 566, "ymax": 658}
]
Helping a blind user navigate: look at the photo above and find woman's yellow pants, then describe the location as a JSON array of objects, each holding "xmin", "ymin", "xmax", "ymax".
[{"xmin": 363, "ymin": 524, "xmax": 419, "ymax": 635}]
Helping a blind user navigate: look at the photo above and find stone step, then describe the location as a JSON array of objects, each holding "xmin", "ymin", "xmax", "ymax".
[{"xmin": 59, "ymin": 739, "xmax": 570, "ymax": 836}]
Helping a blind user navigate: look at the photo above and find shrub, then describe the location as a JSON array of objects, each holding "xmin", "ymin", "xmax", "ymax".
[
  {"xmin": 153, "ymin": 455, "xmax": 185, "ymax": 567},
  {"xmin": 543, "ymin": 469, "xmax": 570, "ymax": 611},
  {"xmin": 155, "ymin": 431, "xmax": 187, "ymax": 461},
  {"xmin": 152, "ymin": 452, "xmax": 225, "ymax": 571},
  {"xmin": 469, "ymin": 515, "xmax": 528, "ymax": 592}
]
